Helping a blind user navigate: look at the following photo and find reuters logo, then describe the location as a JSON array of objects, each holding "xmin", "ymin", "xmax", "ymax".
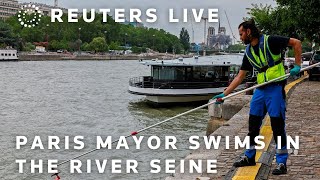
[{"xmin": 18, "ymin": 4, "xmax": 42, "ymax": 28}]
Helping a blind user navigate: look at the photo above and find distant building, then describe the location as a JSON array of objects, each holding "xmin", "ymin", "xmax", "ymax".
[
  {"xmin": 120, "ymin": 19, "xmax": 144, "ymax": 28},
  {"xmin": 35, "ymin": 46, "xmax": 46, "ymax": 53},
  {"xmin": 0, "ymin": 0, "xmax": 19, "ymax": 20},
  {"xmin": 20, "ymin": 2, "xmax": 67, "ymax": 16},
  {"xmin": 207, "ymin": 26, "xmax": 231, "ymax": 50},
  {"xmin": 218, "ymin": 27, "xmax": 226, "ymax": 34},
  {"xmin": 207, "ymin": 27, "xmax": 215, "ymax": 46},
  {"xmin": 0, "ymin": 1, "xmax": 67, "ymax": 20}
]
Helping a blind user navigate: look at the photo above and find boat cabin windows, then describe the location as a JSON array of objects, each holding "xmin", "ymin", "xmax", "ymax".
[
  {"xmin": 229, "ymin": 66, "xmax": 240, "ymax": 79},
  {"xmin": 151, "ymin": 65, "xmax": 236, "ymax": 82},
  {"xmin": 0, "ymin": 53, "xmax": 15, "ymax": 56},
  {"xmin": 193, "ymin": 66, "xmax": 230, "ymax": 81},
  {"xmin": 152, "ymin": 66, "xmax": 185, "ymax": 81}
]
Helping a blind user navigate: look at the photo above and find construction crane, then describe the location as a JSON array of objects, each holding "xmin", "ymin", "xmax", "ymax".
[
  {"xmin": 188, "ymin": 10, "xmax": 195, "ymax": 44},
  {"xmin": 202, "ymin": 17, "xmax": 208, "ymax": 46},
  {"xmin": 224, "ymin": 10, "xmax": 238, "ymax": 44}
]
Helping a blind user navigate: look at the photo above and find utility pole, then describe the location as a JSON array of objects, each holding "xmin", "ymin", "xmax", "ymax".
[
  {"xmin": 202, "ymin": 17, "xmax": 208, "ymax": 46},
  {"xmin": 54, "ymin": 0, "xmax": 58, "ymax": 7},
  {"xmin": 202, "ymin": 17, "xmax": 208, "ymax": 56}
]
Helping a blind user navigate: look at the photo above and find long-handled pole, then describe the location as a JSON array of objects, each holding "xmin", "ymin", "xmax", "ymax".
[
  {"xmin": 52, "ymin": 62, "xmax": 320, "ymax": 178},
  {"xmin": 218, "ymin": 62, "xmax": 320, "ymax": 102}
]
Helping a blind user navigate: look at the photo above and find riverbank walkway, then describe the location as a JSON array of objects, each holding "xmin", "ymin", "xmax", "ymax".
[{"xmin": 166, "ymin": 75, "xmax": 320, "ymax": 180}]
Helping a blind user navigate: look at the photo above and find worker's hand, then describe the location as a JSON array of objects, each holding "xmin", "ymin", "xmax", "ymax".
[
  {"xmin": 290, "ymin": 65, "xmax": 301, "ymax": 76},
  {"xmin": 211, "ymin": 93, "xmax": 225, "ymax": 104}
]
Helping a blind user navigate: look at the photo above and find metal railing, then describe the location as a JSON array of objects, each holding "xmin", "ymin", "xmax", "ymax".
[{"xmin": 129, "ymin": 76, "xmax": 230, "ymax": 89}]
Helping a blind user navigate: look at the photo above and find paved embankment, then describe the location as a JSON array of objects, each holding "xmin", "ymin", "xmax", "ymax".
[
  {"xmin": 268, "ymin": 80, "xmax": 320, "ymax": 180},
  {"xmin": 166, "ymin": 76, "xmax": 320, "ymax": 180},
  {"xmin": 18, "ymin": 54, "xmax": 192, "ymax": 61}
]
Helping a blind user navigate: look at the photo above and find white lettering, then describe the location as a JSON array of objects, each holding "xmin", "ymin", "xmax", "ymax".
[
  {"xmin": 126, "ymin": 160, "xmax": 138, "ymax": 173},
  {"xmin": 207, "ymin": 160, "xmax": 217, "ymax": 173},
  {"xmin": 165, "ymin": 136, "xmax": 177, "ymax": 149},
  {"xmin": 255, "ymin": 136, "xmax": 265, "ymax": 150},
  {"xmin": 165, "ymin": 159, "xmax": 176, "ymax": 173},
  {"xmin": 150, "ymin": 159, "xmax": 161, "ymax": 173},
  {"xmin": 225, "ymin": 136, "xmax": 230, "ymax": 149},
  {"xmin": 146, "ymin": 8, "xmax": 157, "ymax": 23},
  {"xmin": 132, "ymin": 136, "xmax": 143, "ymax": 149},
  {"xmin": 16, "ymin": 136, "xmax": 27, "ymax": 149},
  {"xmin": 70, "ymin": 160, "xmax": 82, "ymax": 173},
  {"xmin": 116, "ymin": 136, "xmax": 129, "ymax": 149},
  {"xmin": 68, "ymin": 9, "xmax": 79, "ymax": 23},
  {"xmin": 31, "ymin": 160, "xmax": 43, "ymax": 173},
  {"xmin": 208, "ymin": 9, "xmax": 219, "ymax": 22},
  {"xmin": 99, "ymin": 9, "xmax": 111, "ymax": 22},
  {"xmin": 204, "ymin": 136, "xmax": 221, "ymax": 149},
  {"xmin": 190, "ymin": 160, "xmax": 201, "ymax": 173},
  {"xmin": 189, "ymin": 136, "xmax": 200, "ymax": 149},
  {"xmin": 111, "ymin": 159, "xmax": 122, "ymax": 173},
  {"xmin": 287, "ymin": 136, "xmax": 299, "ymax": 149},
  {"xmin": 51, "ymin": 9, "xmax": 63, "ymax": 22},
  {"xmin": 114, "ymin": 9, "xmax": 125, "ymax": 22},
  {"xmin": 96, "ymin": 159, "xmax": 108, "ymax": 173},
  {"xmin": 16, "ymin": 159, "xmax": 26, "ymax": 173},
  {"xmin": 129, "ymin": 9, "xmax": 142, "ymax": 22},
  {"xmin": 48, "ymin": 160, "xmax": 58, "ymax": 173},
  {"xmin": 48, "ymin": 136, "xmax": 60, "ymax": 149},
  {"xmin": 235, "ymin": 136, "xmax": 250, "ymax": 149},
  {"xmin": 31, "ymin": 136, "xmax": 44, "ymax": 149},
  {"xmin": 83, "ymin": 9, "xmax": 95, "ymax": 23},
  {"xmin": 192, "ymin": 9, "xmax": 204, "ymax": 23},
  {"xmin": 147, "ymin": 136, "xmax": 161, "ymax": 150},
  {"xmin": 183, "ymin": 9, "xmax": 188, "ymax": 22},
  {"xmin": 74, "ymin": 136, "xmax": 84, "ymax": 150},
  {"xmin": 169, "ymin": 9, "xmax": 179, "ymax": 22},
  {"xmin": 96, "ymin": 136, "xmax": 112, "ymax": 149}
]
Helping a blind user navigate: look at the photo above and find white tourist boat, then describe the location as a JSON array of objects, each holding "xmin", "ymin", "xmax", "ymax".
[
  {"xmin": 129, "ymin": 55, "xmax": 252, "ymax": 103},
  {"xmin": 0, "ymin": 49, "xmax": 18, "ymax": 61}
]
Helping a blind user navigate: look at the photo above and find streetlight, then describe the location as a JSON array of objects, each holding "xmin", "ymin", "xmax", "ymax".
[
  {"xmin": 104, "ymin": 30, "xmax": 107, "ymax": 43},
  {"xmin": 44, "ymin": 24, "xmax": 49, "ymax": 51},
  {"xmin": 78, "ymin": 27, "xmax": 82, "ymax": 54},
  {"xmin": 78, "ymin": 27, "xmax": 81, "ymax": 40},
  {"xmin": 152, "ymin": 34, "xmax": 155, "ymax": 50},
  {"xmin": 124, "ymin": 33, "xmax": 128, "ymax": 49},
  {"xmin": 45, "ymin": 24, "xmax": 49, "ymax": 42}
]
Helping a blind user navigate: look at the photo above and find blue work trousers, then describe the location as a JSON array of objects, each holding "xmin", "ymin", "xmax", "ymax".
[{"xmin": 245, "ymin": 84, "xmax": 288, "ymax": 165}]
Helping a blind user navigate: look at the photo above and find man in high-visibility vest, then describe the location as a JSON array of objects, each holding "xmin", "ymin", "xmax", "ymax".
[{"xmin": 212, "ymin": 19, "xmax": 302, "ymax": 175}]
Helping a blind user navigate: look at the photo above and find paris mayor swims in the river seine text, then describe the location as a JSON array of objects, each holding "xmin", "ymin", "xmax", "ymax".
[{"xmin": 15, "ymin": 135, "xmax": 299, "ymax": 174}]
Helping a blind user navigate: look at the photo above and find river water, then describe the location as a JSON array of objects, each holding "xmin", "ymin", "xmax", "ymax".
[{"xmin": 0, "ymin": 60, "xmax": 218, "ymax": 180}]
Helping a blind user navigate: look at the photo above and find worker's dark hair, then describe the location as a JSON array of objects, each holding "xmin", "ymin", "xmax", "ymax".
[{"xmin": 238, "ymin": 19, "xmax": 261, "ymax": 38}]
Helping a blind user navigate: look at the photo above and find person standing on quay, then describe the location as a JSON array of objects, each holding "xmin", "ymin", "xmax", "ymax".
[{"xmin": 212, "ymin": 19, "xmax": 302, "ymax": 175}]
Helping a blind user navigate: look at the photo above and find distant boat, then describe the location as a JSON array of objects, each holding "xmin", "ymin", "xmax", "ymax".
[
  {"xmin": 129, "ymin": 55, "xmax": 251, "ymax": 103},
  {"xmin": 0, "ymin": 49, "xmax": 18, "ymax": 61}
]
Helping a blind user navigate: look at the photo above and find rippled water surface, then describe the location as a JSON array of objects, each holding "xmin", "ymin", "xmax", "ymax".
[{"xmin": 0, "ymin": 60, "xmax": 218, "ymax": 180}]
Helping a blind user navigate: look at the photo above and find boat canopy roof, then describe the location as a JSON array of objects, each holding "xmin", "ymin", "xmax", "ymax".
[{"xmin": 140, "ymin": 55, "xmax": 243, "ymax": 67}]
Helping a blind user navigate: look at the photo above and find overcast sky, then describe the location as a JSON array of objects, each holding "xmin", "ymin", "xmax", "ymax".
[{"xmin": 19, "ymin": 0, "xmax": 277, "ymax": 43}]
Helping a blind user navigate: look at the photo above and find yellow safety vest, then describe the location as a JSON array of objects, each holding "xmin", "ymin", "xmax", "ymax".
[{"xmin": 245, "ymin": 35, "xmax": 286, "ymax": 84}]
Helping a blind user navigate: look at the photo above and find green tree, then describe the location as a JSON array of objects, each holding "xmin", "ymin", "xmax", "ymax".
[
  {"xmin": 276, "ymin": 0, "xmax": 320, "ymax": 43},
  {"xmin": 4, "ymin": 13, "xmax": 184, "ymax": 53},
  {"xmin": 109, "ymin": 41, "xmax": 121, "ymax": 50},
  {"xmin": 0, "ymin": 21, "xmax": 16, "ymax": 47},
  {"xmin": 179, "ymin": 27, "xmax": 190, "ymax": 53},
  {"xmin": 23, "ymin": 42, "xmax": 35, "ymax": 51},
  {"xmin": 88, "ymin": 37, "xmax": 108, "ymax": 52},
  {"xmin": 227, "ymin": 44, "xmax": 246, "ymax": 51},
  {"xmin": 248, "ymin": 1, "xmax": 320, "ymax": 43}
]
